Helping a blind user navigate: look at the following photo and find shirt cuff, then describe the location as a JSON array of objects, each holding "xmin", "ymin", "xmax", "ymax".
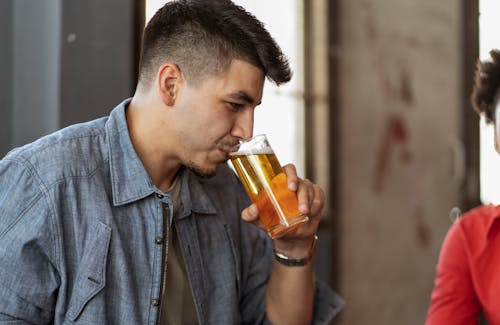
[{"xmin": 312, "ymin": 280, "xmax": 345, "ymax": 324}]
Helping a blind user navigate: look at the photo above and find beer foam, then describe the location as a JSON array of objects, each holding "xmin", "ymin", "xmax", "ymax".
[{"xmin": 229, "ymin": 147, "xmax": 274, "ymax": 156}]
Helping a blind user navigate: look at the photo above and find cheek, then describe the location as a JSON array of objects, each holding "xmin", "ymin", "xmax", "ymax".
[
  {"xmin": 204, "ymin": 109, "xmax": 235, "ymax": 133},
  {"xmin": 189, "ymin": 117, "xmax": 232, "ymax": 145}
]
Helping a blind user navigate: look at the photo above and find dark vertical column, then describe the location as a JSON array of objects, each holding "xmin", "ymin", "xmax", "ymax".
[
  {"xmin": 328, "ymin": 0, "xmax": 342, "ymax": 318},
  {"xmin": 60, "ymin": 0, "xmax": 138, "ymax": 126},
  {"xmin": 133, "ymin": 1, "xmax": 145, "ymax": 87},
  {"xmin": 1, "ymin": 1, "xmax": 142, "ymax": 156},
  {"xmin": 0, "ymin": 0, "xmax": 13, "ymax": 157},
  {"xmin": 303, "ymin": 0, "xmax": 314, "ymax": 181},
  {"xmin": 464, "ymin": 9, "xmax": 485, "ymax": 325},
  {"xmin": 462, "ymin": 0, "xmax": 480, "ymax": 210},
  {"xmin": 11, "ymin": 0, "xmax": 61, "ymax": 149}
]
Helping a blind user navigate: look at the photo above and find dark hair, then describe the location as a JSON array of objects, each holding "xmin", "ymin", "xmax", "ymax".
[
  {"xmin": 137, "ymin": 0, "xmax": 292, "ymax": 90},
  {"xmin": 471, "ymin": 49, "xmax": 500, "ymax": 123}
]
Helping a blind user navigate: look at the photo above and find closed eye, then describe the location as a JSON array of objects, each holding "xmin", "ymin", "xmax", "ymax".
[{"xmin": 227, "ymin": 102, "xmax": 245, "ymax": 111}]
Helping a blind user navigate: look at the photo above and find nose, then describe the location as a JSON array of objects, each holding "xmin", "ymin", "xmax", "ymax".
[{"xmin": 231, "ymin": 108, "xmax": 254, "ymax": 140}]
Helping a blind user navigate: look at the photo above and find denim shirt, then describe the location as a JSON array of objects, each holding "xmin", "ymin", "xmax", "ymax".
[{"xmin": 0, "ymin": 99, "xmax": 343, "ymax": 324}]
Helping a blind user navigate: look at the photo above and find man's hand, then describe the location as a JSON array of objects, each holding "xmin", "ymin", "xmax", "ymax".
[{"xmin": 241, "ymin": 163, "xmax": 325, "ymax": 258}]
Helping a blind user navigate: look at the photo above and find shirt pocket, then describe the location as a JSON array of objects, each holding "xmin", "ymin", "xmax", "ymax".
[{"xmin": 66, "ymin": 221, "xmax": 111, "ymax": 322}]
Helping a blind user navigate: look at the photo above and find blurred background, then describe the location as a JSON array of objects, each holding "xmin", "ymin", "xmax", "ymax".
[{"xmin": 1, "ymin": 0, "xmax": 499, "ymax": 324}]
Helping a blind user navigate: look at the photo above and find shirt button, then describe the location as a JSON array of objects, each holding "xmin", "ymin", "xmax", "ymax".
[
  {"xmin": 155, "ymin": 236, "xmax": 163, "ymax": 245},
  {"xmin": 156, "ymin": 193, "xmax": 164, "ymax": 199},
  {"xmin": 151, "ymin": 298, "xmax": 160, "ymax": 306}
]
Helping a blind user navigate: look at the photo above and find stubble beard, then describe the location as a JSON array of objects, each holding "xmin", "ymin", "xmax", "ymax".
[
  {"xmin": 184, "ymin": 137, "xmax": 239, "ymax": 178},
  {"xmin": 185, "ymin": 159, "xmax": 218, "ymax": 178}
]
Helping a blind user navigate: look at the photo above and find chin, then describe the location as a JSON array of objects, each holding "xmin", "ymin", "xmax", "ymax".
[
  {"xmin": 191, "ymin": 168, "xmax": 217, "ymax": 178},
  {"xmin": 185, "ymin": 160, "xmax": 218, "ymax": 178}
]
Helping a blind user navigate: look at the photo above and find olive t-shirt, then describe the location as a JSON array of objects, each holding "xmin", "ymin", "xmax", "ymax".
[{"xmin": 159, "ymin": 177, "xmax": 199, "ymax": 325}]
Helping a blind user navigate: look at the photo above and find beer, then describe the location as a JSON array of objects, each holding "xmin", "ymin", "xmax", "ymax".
[{"xmin": 229, "ymin": 146, "xmax": 308, "ymax": 238}]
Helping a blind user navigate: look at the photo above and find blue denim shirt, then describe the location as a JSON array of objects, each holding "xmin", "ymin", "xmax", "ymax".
[{"xmin": 0, "ymin": 99, "xmax": 343, "ymax": 324}]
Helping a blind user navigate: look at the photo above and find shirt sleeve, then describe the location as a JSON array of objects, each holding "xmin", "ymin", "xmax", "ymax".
[
  {"xmin": 312, "ymin": 280, "xmax": 345, "ymax": 324},
  {"xmin": 0, "ymin": 157, "xmax": 59, "ymax": 324},
  {"xmin": 425, "ymin": 219, "xmax": 481, "ymax": 325}
]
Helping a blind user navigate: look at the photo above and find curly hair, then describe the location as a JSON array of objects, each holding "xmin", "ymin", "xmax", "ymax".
[
  {"xmin": 137, "ymin": 0, "xmax": 292, "ymax": 90},
  {"xmin": 471, "ymin": 49, "xmax": 500, "ymax": 123}
]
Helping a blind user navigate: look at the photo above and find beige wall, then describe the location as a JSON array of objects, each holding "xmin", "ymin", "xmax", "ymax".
[{"xmin": 335, "ymin": 0, "xmax": 463, "ymax": 323}]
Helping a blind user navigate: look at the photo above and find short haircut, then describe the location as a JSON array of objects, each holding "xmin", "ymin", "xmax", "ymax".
[
  {"xmin": 137, "ymin": 0, "xmax": 292, "ymax": 90},
  {"xmin": 471, "ymin": 49, "xmax": 500, "ymax": 123}
]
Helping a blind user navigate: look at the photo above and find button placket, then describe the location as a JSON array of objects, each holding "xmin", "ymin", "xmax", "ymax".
[
  {"xmin": 153, "ymin": 193, "xmax": 169, "ymax": 312},
  {"xmin": 154, "ymin": 194, "xmax": 172, "ymax": 246}
]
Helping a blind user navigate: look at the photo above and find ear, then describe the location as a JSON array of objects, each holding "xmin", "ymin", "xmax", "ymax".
[{"xmin": 157, "ymin": 63, "xmax": 183, "ymax": 107}]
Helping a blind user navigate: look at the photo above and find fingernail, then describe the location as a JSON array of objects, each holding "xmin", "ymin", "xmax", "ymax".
[
  {"xmin": 299, "ymin": 204, "xmax": 308, "ymax": 213},
  {"xmin": 249, "ymin": 205, "xmax": 258, "ymax": 216},
  {"xmin": 289, "ymin": 182, "xmax": 297, "ymax": 191}
]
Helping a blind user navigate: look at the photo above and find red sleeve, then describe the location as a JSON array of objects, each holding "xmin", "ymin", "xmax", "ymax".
[{"xmin": 425, "ymin": 219, "xmax": 481, "ymax": 325}]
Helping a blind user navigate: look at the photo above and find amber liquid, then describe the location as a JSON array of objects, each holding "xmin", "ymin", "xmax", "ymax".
[{"xmin": 229, "ymin": 152, "xmax": 308, "ymax": 238}]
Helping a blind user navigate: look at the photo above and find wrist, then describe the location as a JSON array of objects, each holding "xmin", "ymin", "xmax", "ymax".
[{"xmin": 273, "ymin": 234, "xmax": 318, "ymax": 267}]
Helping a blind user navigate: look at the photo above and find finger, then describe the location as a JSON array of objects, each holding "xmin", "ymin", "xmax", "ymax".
[
  {"xmin": 296, "ymin": 178, "xmax": 313, "ymax": 215},
  {"xmin": 282, "ymin": 164, "xmax": 298, "ymax": 191},
  {"xmin": 309, "ymin": 184, "xmax": 325, "ymax": 218},
  {"xmin": 241, "ymin": 204, "xmax": 265, "ymax": 229},
  {"xmin": 241, "ymin": 204, "xmax": 259, "ymax": 222}
]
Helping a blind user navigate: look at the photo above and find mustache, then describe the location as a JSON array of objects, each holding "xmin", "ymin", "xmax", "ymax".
[{"xmin": 217, "ymin": 138, "xmax": 240, "ymax": 151}]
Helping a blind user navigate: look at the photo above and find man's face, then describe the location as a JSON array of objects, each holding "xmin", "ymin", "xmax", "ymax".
[{"xmin": 172, "ymin": 59, "xmax": 265, "ymax": 177}]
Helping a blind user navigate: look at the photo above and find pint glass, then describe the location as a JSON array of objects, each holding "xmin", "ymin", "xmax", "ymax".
[{"xmin": 229, "ymin": 134, "xmax": 309, "ymax": 238}]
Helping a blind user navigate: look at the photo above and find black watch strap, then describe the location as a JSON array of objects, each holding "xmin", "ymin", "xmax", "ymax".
[{"xmin": 274, "ymin": 234, "xmax": 318, "ymax": 267}]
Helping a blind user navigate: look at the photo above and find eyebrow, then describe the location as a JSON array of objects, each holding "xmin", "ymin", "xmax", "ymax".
[{"xmin": 227, "ymin": 91, "xmax": 261, "ymax": 106}]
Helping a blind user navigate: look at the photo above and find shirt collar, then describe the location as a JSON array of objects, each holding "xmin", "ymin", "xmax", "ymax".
[{"xmin": 106, "ymin": 98, "xmax": 156, "ymax": 206}]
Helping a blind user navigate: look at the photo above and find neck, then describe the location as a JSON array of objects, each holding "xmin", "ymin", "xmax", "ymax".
[{"xmin": 127, "ymin": 94, "xmax": 180, "ymax": 191}]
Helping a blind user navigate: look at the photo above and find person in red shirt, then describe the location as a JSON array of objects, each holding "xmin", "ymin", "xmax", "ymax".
[{"xmin": 426, "ymin": 49, "xmax": 500, "ymax": 324}]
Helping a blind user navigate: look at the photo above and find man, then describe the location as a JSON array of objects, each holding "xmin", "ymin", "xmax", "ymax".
[
  {"xmin": 0, "ymin": 0, "xmax": 343, "ymax": 324},
  {"xmin": 425, "ymin": 49, "xmax": 500, "ymax": 324}
]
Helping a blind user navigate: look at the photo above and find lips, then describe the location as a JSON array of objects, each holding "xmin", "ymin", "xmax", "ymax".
[
  {"xmin": 215, "ymin": 138, "xmax": 239, "ymax": 160},
  {"xmin": 218, "ymin": 148, "xmax": 235, "ymax": 160},
  {"xmin": 220, "ymin": 146, "xmax": 238, "ymax": 154}
]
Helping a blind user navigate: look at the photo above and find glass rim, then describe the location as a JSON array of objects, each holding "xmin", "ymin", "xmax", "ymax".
[{"xmin": 228, "ymin": 134, "xmax": 272, "ymax": 156}]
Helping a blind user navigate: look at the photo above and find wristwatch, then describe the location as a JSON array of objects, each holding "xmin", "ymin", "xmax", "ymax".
[{"xmin": 274, "ymin": 234, "xmax": 318, "ymax": 267}]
